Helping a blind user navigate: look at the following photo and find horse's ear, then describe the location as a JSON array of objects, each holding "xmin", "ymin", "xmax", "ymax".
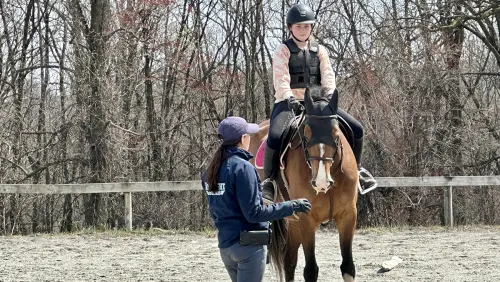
[
  {"xmin": 329, "ymin": 89, "xmax": 339, "ymax": 114},
  {"xmin": 304, "ymin": 87, "xmax": 315, "ymax": 113}
]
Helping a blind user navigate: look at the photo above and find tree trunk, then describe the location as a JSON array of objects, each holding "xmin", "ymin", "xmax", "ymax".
[
  {"xmin": 59, "ymin": 23, "xmax": 73, "ymax": 232},
  {"xmin": 83, "ymin": 0, "xmax": 110, "ymax": 227}
]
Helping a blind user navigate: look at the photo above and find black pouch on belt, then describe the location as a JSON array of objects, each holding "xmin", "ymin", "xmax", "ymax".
[{"xmin": 239, "ymin": 230, "xmax": 271, "ymax": 245}]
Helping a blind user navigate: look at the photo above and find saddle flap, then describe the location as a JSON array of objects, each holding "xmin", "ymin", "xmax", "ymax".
[
  {"xmin": 255, "ymin": 138, "xmax": 287, "ymax": 170},
  {"xmin": 255, "ymin": 114, "xmax": 301, "ymax": 170},
  {"xmin": 337, "ymin": 116, "xmax": 355, "ymax": 148}
]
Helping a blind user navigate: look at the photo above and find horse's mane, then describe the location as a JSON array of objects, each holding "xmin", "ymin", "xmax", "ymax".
[{"xmin": 308, "ymin": 86, "xmax": 330, "ymax": 103}]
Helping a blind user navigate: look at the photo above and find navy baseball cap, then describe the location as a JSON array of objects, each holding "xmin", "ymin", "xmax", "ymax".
[{"xmin": 218, "ymin": 116, "xmax": 259, "ymax": 144}]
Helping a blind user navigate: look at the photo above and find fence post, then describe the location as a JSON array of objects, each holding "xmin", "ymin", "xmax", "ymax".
[
  {"xmin": 124, "ymin": 192, "xmax": 133, "ymax": 231},
  {"xmin": 444, "ymin": 186, "xmax": 453, "ymax": 228}
]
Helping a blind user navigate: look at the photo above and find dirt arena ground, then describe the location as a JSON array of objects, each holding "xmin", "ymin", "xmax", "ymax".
[{"xmin": 1, "ymin": 226, "xmax": 499, "ymax": 282}]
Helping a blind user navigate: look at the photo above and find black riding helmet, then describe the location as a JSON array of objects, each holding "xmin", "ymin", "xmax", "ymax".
[
  {"xmin": 286, "ymin": 3, "xmax": 316, "ymax": 25},
  {"xmin": 286, "ymin": 4, "xmax": 315, "ymax": 42}
]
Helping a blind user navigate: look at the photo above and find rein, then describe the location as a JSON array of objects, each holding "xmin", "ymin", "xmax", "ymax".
[{"xmin": 304, "ymin": 114, "xmax": 338, "ymax": 119}]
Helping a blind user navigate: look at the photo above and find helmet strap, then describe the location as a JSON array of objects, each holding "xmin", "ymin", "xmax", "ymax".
[
  {"xmin": 291, "ymin": 32, "xmax": 308, "ymax": 42},
  {"xmin": 290, "ymin": 27, "xmax": 314, "ymax": 43}
]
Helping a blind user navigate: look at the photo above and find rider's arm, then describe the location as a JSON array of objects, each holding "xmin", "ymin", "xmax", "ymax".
[
  {"xmin": 319, "ymin": 45, "xmax": 336, "ymax": 93},
  {"xmin": 272, "ymin": 44, "xmax": 294, "ymax": 102}
]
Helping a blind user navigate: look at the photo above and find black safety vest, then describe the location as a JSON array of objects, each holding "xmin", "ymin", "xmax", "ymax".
[{"xmin": 284, "ymin": 39, "xmax": 321, "ymax": 89}]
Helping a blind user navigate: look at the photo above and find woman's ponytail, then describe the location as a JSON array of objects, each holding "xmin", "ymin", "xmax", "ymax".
[
  {"xmin": 206, "ymin": 135, "xmax": 240, "ymax": 192},
  {"xmin": 206, "ymin": 146, "xmax": 224, "ymax": 192}
]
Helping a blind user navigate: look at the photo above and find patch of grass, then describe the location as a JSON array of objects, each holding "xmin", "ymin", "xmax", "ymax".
[
  {"xmin": 7, "ymin": 224, "xmax": 498, "ymax": 239},
  {"xmin": 353, "ymin": 224, "xmax": 500, "ymax": 235},
  {"xmin": 354, "ymin": 225, "xmax": 450, "ymax": 235},
  {"xmin": 449, "ymin": 224, "xmax": 500, "ymax": 232},
  {"xmin": 15, "ymin": 227, "xmax": 218, "ymax": 239}
]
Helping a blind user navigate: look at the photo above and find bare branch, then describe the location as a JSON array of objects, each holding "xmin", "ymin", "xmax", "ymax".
[
  {"xmin": 0, "ymin": 156, "xmax": 29, "ymax": 175},
  {"xmin": 16, "ymin": 64, "xmax": 74, "ymax": 73},
  {"xmin": 461, "ymin": 72, "xmax": 500, "ymax": 76},
  {"xmin": 108, "ymin": 120, "xmax": 144, "ymax": 136}
]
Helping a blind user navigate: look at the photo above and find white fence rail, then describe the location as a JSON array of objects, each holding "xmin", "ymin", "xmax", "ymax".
[{"xmin": 1, "ymin": 176, "xmax": 499, "ymax": 229}]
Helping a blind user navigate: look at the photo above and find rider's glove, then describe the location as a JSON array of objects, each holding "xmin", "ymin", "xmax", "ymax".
[{"xmin": 287, "ymin": 96, "xmax": 302, "ymax": 113}]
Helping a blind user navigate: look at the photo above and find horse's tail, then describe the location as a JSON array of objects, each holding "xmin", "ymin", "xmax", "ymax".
[{"xmin": 269, "ymin": 218, "xmax": 288, "ymax": 282}]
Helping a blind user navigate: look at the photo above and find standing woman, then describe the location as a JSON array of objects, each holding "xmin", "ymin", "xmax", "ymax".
[
  {"xmin": 203, "ymin": 116, "xmax": 312, "ymax": 282},
  {"xmin": 261, "ymin": 3, "xmax": 377, "ymax": 203}
]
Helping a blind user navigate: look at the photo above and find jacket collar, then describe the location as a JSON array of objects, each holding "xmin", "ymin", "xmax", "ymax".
[{"xmin": 225, "ymin": 146, "xmax": 254, "ymax": 161}]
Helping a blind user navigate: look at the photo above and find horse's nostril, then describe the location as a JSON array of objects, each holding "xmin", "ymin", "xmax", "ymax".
[
  {"xmin": 329, "ymin": 180, "xmax": 334, "ymax": 187},
  {"xmin": 311, "ymin": 180, "xmax": 317, "ymax": 187}
]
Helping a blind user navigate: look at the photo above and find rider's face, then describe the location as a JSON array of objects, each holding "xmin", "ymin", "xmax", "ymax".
[{"xmin": 290, "ymin": 23, "xmax": 312, "ymax": 41}]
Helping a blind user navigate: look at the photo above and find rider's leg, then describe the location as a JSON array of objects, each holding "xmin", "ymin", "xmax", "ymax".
[
  {"xmin": 337, "ymin": 109, "xmax": 377, "ymax": 191},
  {"xmin": 352, "ymin": 137, "xmax": 377, "ymax": 191},
  {"xmin": 262, "ymin": 101, "xmax": 289, "ymax": 204},
  {"xmin": 261, "ymin": 146, "xmax": 280, "ymax": 204}
]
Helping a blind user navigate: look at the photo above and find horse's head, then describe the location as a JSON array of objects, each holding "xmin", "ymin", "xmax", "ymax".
[{"xmin": 302, "ymin": 86, "xmax": 341, "ymax": 194}]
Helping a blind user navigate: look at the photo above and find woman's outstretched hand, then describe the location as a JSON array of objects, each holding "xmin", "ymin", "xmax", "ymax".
[{"xmin": 291, "ymin": 198, "xmax": 312, "ymax": 214}]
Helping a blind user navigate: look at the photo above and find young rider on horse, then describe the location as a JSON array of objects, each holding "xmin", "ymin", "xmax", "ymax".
[{"xmin": 261, "ymin": 3, "xmax": 377, "ymax": 203}]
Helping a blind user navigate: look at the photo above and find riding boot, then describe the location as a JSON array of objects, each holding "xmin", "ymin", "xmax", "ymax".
[
  {"xmin": 353, "ymin": 138, "xmax": 378, "ymax": 192},
  {"xmin": 262, "ymin": 146, "xmax": 279, "ymax": 204}
]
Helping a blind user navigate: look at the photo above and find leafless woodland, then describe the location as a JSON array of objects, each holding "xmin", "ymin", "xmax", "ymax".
[{"xmin": 0, "ymin": 0, "xmax": 499, "ymax": 234}]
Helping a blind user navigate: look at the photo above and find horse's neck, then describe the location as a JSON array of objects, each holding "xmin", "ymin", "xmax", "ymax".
[{"xmin": 287, "ymin": 136, "xmax": 310, "ymax": 170}]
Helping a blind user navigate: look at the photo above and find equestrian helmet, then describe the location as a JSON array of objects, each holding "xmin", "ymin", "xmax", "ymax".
[{"xmin": 286, "ymin": 4, "xmax": 316, "ymax": 25}]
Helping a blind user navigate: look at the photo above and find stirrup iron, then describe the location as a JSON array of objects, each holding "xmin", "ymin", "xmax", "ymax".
[
  {"xmin": 357, "ymin": 168, "xmax": 378, "ymax": 195},
  {"xmin": 261, "ymin": 179, "xmax": 277, "ymax": 205},
  {"xmin": 358, "ymin": 181, "xmax": 378, "ymax": 195}
]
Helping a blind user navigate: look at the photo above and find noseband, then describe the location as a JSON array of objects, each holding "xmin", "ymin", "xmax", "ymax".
[{"xmin": 299, "ymin": 113, "xmax": 343, "ymax": 169}]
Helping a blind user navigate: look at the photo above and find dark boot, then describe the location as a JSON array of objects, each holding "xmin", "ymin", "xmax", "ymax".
[
  {"xmin": 353, "ymin": 138, "xmax": 378, "ymax": 192},
  {"xmin": 262, "ymin": 146, "xmax": 279, "ymax": 204}
]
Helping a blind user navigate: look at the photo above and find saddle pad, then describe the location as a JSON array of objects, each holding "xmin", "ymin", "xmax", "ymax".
[
  {"xmin": 255, "ymin": 138, "xmax": 267, "ymax": 169},
  {"xmin": 255, "ymin": 139, "xmax": 287, "ymax": 170}
]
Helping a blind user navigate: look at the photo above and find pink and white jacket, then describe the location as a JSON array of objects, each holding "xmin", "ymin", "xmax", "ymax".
[{"xmin": 272, "ymin": 40, "xmax": 336, "ymax": 103}]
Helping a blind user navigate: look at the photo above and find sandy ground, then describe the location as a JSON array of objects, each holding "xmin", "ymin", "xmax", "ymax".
[{"xmin": 0, "ymin": 226, "xmax": 499, "ymax": 282}]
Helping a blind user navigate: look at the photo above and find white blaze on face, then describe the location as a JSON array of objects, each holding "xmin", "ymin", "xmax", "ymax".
[{"xmin": 313, "ymin": 144, "xmax": 329, "ymax": 193}]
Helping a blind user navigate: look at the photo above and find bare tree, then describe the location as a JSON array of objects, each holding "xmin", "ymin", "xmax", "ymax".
[{"xmin": 0, "ymin": 0, "xmax": 498, "ymax": 234}]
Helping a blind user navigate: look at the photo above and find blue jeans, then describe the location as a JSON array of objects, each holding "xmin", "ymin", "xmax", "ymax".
[{"xmin": 219, "ymin": 243, "xmax": 268, "ymax": 282}]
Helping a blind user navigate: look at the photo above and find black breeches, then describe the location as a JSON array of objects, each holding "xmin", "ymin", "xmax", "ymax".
[
  {"xmin": 337, "ymin": 108, "xmax": 364, "ymax": 140},
  {"xmin": 267, "ymin": 101, "xmax": 293, "ymax": 150}
]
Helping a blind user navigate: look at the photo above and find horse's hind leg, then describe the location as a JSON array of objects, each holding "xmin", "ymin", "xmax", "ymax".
[
  {"xmin": 301, "ymin": 220, "xmax": 319, "ymax": 282},
  {"xmin": 335, "ymin": 208, "xmax": 357, "ymax": 282}
]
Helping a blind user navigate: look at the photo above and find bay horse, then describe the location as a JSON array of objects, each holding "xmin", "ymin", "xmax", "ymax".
[{"xmin": 249, "ymin": 87, "xmax": 358, "ymax": 282}]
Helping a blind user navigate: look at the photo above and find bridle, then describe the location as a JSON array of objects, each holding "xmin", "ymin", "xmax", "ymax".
[{"xmin": 296, "ymin": 113, "xmax": 343, "ymax": 170}]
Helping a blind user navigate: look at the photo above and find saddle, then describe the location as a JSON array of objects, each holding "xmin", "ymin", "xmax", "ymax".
[
  {"xmin": 255, "ymin": 111, "xmax": 355, "ymax": 219},
  {"xmin": 255, "ymin": 112, "xmax": 299, "ymax": 170},
  {"xmin": 255, "ymin": 113, "xmax": 354, "ymax": 170}
]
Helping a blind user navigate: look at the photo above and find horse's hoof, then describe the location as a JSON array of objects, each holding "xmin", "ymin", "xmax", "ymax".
[{"xmin": 342, "ymin": 274, "xmax": 355, "ymax": 282}]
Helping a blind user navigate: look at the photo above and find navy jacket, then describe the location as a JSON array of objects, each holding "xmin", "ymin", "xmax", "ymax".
[{"xmin": 202, "ymin": 147, "xmax": 294, "ymax": 248}]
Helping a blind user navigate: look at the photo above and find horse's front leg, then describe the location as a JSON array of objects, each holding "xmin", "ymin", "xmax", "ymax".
[
  {"xmin": 335, "ymin": 207, "xmax": 357, "ymax": 282},
  {"xmin": 284, "ymin": 222, "xmax": 301, "ymax": 282},
  {"xmin": 300, "ymin": 218, "xmax": 319, "ymax": 282}
]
